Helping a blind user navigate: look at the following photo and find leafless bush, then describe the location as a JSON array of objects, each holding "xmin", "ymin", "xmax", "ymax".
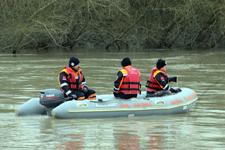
[{"xmin": 1, "ymin": 0, "xmax": 225, "ymax": 53}]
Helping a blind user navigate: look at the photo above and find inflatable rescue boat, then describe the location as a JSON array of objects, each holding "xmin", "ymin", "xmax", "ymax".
[{"xmin": 16, "ymin": 88, "xmax": 198, "ymax": 119}]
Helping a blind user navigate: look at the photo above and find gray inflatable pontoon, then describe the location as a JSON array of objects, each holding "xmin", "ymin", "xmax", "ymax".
[{"xmin": 16, "ymin": 88, "xmax": 198, "ymax": 119}]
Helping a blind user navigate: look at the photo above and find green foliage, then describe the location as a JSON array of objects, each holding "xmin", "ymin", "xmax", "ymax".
[{"xmin": 1, "ymin": 0, "xmax": 225, "ymax": 53}]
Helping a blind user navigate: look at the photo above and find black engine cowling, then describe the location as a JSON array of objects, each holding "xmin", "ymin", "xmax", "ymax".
[{"xmin": 39, "ymin": 89, "xmax": 65, "ymax": 108}]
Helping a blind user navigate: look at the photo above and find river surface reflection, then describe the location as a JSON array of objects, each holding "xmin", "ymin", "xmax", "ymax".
[{"xmin": 0, "ymin": 49, "xmax": 225, "ymax": 149}]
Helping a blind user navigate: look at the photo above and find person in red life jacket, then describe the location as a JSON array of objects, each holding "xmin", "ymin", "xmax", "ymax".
[
  {"xmin": 113, "ymin": 57, "xmax": 141, "ymax": 99},
  {"xmin": 146, "ymin": 59, "xmax": 181, "ymax": 97},
  {"xmin": 59, "ymin": 57, "xmax": 96, "ymax": 100}
]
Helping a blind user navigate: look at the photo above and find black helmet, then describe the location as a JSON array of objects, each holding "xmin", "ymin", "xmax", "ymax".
[
  {"xmin": 121, "ymin": 57, "xmax": 132, "ymax": 67},
  {"xmin": 156, "ymin": 59, "xmax": 166, "ymax": 69},
  {"xmin": 69, "ymin": 57, "xmax": 80, "ymax": 67}
]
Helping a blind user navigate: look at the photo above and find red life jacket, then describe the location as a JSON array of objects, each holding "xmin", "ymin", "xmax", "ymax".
[
  {"xmin": 146, "ymin": 67, "xmax": 168, "ymax": 92},
  {"xmin": 119, "ymin": 66, "xmax": 141, "ymax": 94},
  {"xmin": 62, "ymin": 67, "xmax": 84, "ymax": 90}
]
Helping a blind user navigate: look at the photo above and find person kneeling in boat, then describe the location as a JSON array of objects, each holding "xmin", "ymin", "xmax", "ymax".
[
  {"xmin": 59, "ymin": 57, "xmax": 96, "ymax": 100},
  {"xmin": 113, "ymin": 57, "xmax": 141, "ymax": 99},
  {"xmin": 146, "ymin": 59, "xmax": 181, "ymax": 97}
]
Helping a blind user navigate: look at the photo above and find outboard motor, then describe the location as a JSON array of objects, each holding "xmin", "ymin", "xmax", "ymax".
[{"xmin": 40, "ymin": 89, "xmax": 65, "ymax": 109}]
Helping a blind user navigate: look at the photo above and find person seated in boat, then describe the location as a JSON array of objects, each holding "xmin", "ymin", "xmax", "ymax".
[
  {"xmin": 113, "ymin": 57, "xmax": 141, "ymax": 99},
  {"xmin": 59, "ymin": 57, "xmax": 96, "ymax": 100},
  {"xmin": 146, "ymin": 59, "xmax": 181, "ymax": 97}
]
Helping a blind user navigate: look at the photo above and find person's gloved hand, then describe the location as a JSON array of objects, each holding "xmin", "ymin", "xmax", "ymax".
[
  {"xmin": 169, "ymin": 77, "xmax": 177, "ymax": 82},
  {"xmin": 83, "ymin": 86, "xmax": 89, "ymax": 93},
  {"xmin": 68, "ymin": 94, "xmax": 78, "ymax": 100},
  {"xmin": 170, "ymin": 88, "xmax": 181, "ymax": 93},
  {"xmin": 170, "ymin": 88, "xmax": 177, "ymax": 93},
  {"xmin": 176, "ymin": 88, "xmax": 182, "ymax": 92},
  {"xmin": 113, "ymin": 87, "xmax": 119, "ymax": 93}
]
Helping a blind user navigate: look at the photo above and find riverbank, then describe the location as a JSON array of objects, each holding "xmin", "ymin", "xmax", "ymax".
[{"xmin": 1, "ymin": 0, "xmax": 225, "ymax": 54}]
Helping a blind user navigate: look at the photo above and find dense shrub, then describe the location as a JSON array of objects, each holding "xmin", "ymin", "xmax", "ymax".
[{"xmin": 1, "ymin": 0, "xmax": 225, "ymax": 53}]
